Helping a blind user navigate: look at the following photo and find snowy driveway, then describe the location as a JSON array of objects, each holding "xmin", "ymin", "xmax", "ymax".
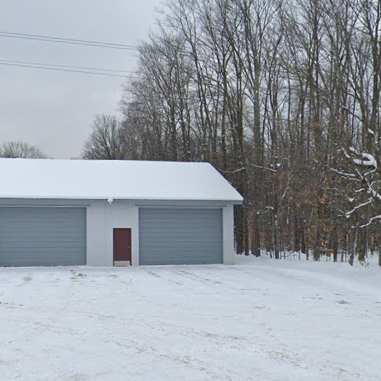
[{"xmin": 0, "ymin": 258, "xmax": 380, "ymax": 381}]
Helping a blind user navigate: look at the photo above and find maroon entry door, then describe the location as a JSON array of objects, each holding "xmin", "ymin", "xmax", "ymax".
[{"xmin": 113, "ymin": 228, "xmax": 132, "ymax": 264}]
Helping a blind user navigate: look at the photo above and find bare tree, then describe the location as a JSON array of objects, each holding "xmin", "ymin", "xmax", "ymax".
[
  {"xmin": 82, "ymin": 115, "xmax": 128, "ymax": 160},
  {"xmin": 0, "ymin": 141, "xmax": 47, "ymax": 158}
]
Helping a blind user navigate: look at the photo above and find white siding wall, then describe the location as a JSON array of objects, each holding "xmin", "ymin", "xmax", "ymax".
[
  {"xmin": 86, "ymin": 201, "xmax": 234, "ymax": 266},
  {"xmin": 86, "ymin": 201, "xmax": 139, "ymax": 266}
]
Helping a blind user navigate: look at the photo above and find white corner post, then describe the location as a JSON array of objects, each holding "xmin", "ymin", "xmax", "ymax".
[{"xmin": 222, "ymin": 204, "xmax": 235, "ymax": 265}]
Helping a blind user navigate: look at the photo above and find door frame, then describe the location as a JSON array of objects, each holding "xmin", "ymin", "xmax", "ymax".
[{"xmin": 113, "ymin": 228, "xmax": 132, "ymax": 267}]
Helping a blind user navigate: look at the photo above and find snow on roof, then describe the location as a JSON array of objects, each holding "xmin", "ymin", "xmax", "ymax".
[{"xmin": 0, "ymin": 158, "xmax": 243, "ymax": 203}]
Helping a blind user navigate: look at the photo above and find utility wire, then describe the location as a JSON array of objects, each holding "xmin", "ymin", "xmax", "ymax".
[
  {"xmin": 0, "ymin": 59, "xmax": 134, "ymax": 74},
  {"xmin": 0, "ymin": 30, "xmax": 139, "ymax": 51},
  {"xmin": 0, "ymin": 61, "xmax": 136, "ymax": 78}
]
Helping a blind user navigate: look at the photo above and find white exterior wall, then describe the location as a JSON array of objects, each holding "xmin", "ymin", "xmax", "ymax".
[
  {"xmin": 222, "ymin": 204, "xmax": 235, "ymax": 265},
  {"xmin": 86, "ymin": 201, "xmax": 236, "ymax": 266},
  {"xmin": 86, "ymin": 201, "xmax": 139, "ymax": 266}
]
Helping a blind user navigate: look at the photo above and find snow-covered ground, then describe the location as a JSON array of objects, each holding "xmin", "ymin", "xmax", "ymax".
[{"xmin": 1, "ymin": 256, "xmax": 380, "ymax": 381}]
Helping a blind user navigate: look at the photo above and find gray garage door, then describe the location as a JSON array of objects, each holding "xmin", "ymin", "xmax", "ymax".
[
  {"xmin": 139, "ymin": 208, "xmax": 222, "ymax": 265},
  {"xmin": 0, "ymin": 207, "xmax": 86, "ymax": 266}
]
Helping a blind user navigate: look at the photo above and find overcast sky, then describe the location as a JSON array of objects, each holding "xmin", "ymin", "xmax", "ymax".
[{"xmin": 0, "ymin": 0, "xmax": 164, "ymax": 158}]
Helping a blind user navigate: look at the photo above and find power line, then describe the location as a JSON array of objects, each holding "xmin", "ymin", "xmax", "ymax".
[
  {"xmin": 0, "ymin": 59, "xmax": 134, "ymax": 74},
  {"xmin": 0, "ymin": 30, "xmax": 139, "ymax": 51},
  {"xmin": 0, "ymin": 60, "xmax": 137, "ymax": 78}
]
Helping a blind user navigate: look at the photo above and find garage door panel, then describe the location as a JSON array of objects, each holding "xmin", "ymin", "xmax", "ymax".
[
  {"xmin": 139, "ymin": 208, "xmax": 222, "ymax": 265},
  {"xmin": 0, "ymin": 207, "xmax": 86, "ymax": 267}
]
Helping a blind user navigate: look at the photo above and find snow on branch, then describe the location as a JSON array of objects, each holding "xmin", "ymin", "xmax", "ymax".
[
  {"xmin": 357, "ymin": 215, "xmax": 381, "ymax": 228},
  {"xmin": 345, "ymin": 198, "xmax": 373, "ymax": 218},
  {"xmin": 338, "ymin": 145, "xmax": 381, "ymax": 230},
  {"xmin": 368, "ymin": 128, "xmax": 375, "ymax": 137},
  {"xmin": 218, "ymin": 167, "xmax": 245, "ymax": 174},
  {"xmin": 341, "ymin": 147, "xmax": 379, "ymax": 188},
  {"xmin": 367, "ymin": 186, "xmax": 381, "ymax": 203},
  {"xmin": 349, "ymin": 146, "xmax": 377, "ymax": 172},
  {"xmin": 250, "ymin": 163, "xmax": 278, "ymax": 173},
  {"xmin": 329, "ymin": 167, "xmax": 357, "ymax": 180}
]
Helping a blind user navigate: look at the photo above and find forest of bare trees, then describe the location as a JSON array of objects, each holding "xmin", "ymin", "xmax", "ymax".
[
  {"xmin": 0, "ymin": 142, "xmax": 46, "ymax": 159},
  {"xmin": 83, "ymin": 0, "xmax": 381, "ymax": 265}
]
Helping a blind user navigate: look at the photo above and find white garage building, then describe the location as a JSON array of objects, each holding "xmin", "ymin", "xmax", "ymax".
[{"xmin": 0, "ymin": 159, "xmax": 242, "ymax": 267}]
